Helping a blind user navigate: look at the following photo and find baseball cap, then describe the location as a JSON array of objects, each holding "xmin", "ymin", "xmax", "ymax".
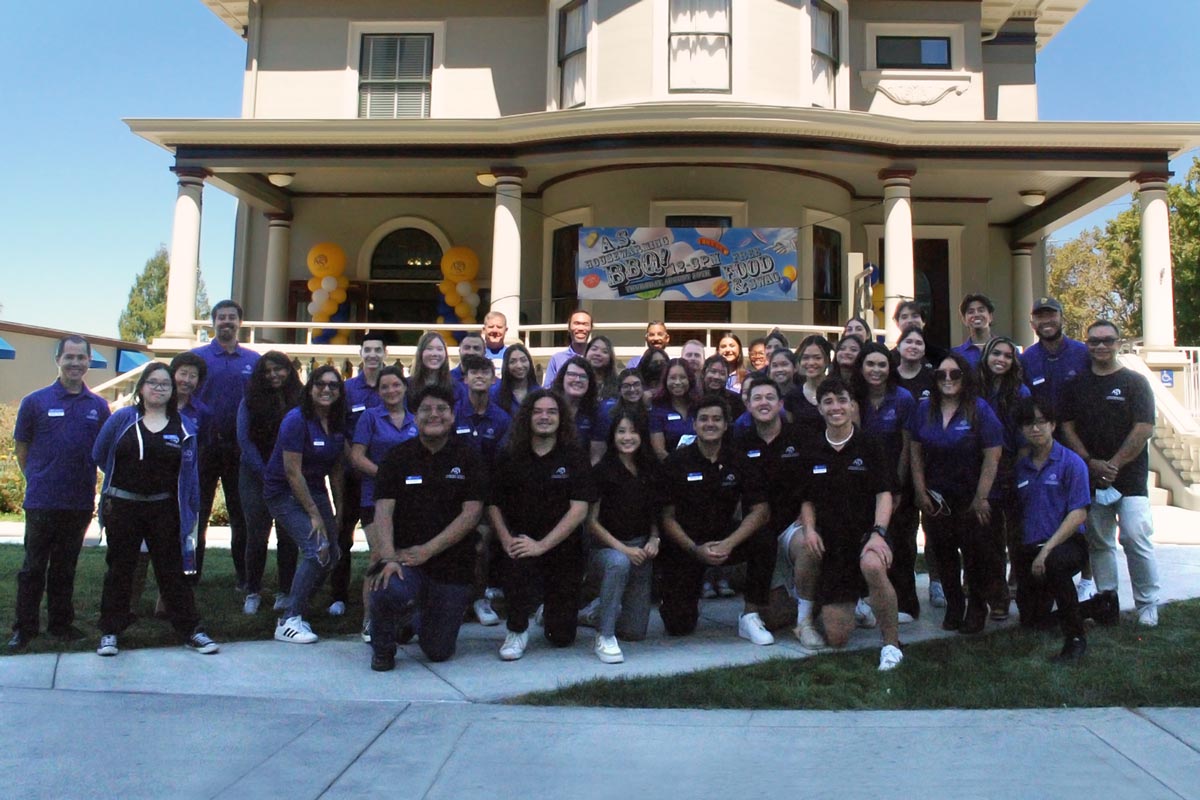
[{"xmin": 1031, "ymin": 296, "xmax": 1063, "ymax": 314}]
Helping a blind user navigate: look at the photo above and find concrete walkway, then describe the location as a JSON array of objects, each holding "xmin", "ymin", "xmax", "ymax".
[{"xmin": 2, "ymin": 508, "xmax": 1200, "ymax": 798}]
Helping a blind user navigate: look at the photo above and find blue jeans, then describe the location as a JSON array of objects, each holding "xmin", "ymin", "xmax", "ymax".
[
  {"xmin": 266, "ymin": 491, "xmax": 339, "ymax": 620},
  {"xmin": 590, "ymin": 538, "xmax": 652, "ymax": 639},
  {"xmin": 370, "ymin": 569, "xmax": 472, "ymax": 662},
  {"xmin": 240, "ymin": 465, "xmax": 297, "ymax": 596},
  {"xmin": 1086, "ymin": 495, "xmax": 1160, "ymax": 608}
]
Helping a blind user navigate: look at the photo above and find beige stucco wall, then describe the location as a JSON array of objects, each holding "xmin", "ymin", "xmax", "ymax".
[
  {"xmin": 982, "ymin": 20, "xmax": 1038, "ymax": 121},
  {"xmin": 0, "ymin": 327, "xmax": 147, "ymax": 405}
]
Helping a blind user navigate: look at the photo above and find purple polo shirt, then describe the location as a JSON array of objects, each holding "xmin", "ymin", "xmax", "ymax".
[
  {"xmin": 263, "ymin": 408, "xmax": 345, "ymax": 500},
  {"xmin": 14, "ymin": 381, "xmax": 111, "ymax": 510},
  {"xmin": 1015, "ymin": 442, "xmax": 1090, "ymax": 545},
  {"xmin": 908, "ymin": 397, "xmax": 1004, "ymax": 500},
  {"xmin": 650, "ymin": 404, "xmax": 696, "ymax": 451},
  {"xmin": 352, "ymin": 405, "xmax": 417, "ymax": 507},
  {"xmin": 952, "ymin": 340, "xmax": 985, "ymax": 368},
  {"xmin": 344, "ymin": 372, "xmax": 382, "ymax": 434},
  {"xmin": 453, "ymin": 394, "xmax": 512, "ymax": 466},
  {"xmin": 1019, "ymin": 337, "xmax": 1090, "ymax": 421},
  {"xmin": 192, "ymin": 340, "xmax": 259, "ymax": 442}
]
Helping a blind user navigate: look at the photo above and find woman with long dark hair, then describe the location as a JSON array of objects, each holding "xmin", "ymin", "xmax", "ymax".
[
  {"xmin": 92, "ymin": 362, "xmax": 217, "ymax": 657},
  {"xmin": 908, "ymin": 351, "xmax": 1003, "ymax": 634},
  {"xmin": 843, "ymin": 316, "xmax": 872, "ymax": 344},
  {"xmin": 585, "ymin": 407, "xmax": 661, "ymax": 663},
  {"xmin": 237, "ymin": 351, "xmax": 303, "ymax": 615},
  {"xmin": 408, "ymin": 332, "xmax": 464, "ymax": 411},
  {"xmin": 701, "ymin": 354, "xmax": 745, "ymax": 421},
  {"xmin": 585, "ymin": 335, "xmax": 621, "ymax": 401},
  {"xmin": 637, "ymin": 347, "xmax": 670, "ymax": 393},
  {"xmin": 264, "ymin": 365, "xmax": 347, "ymax": 644},
  {"xmin": 793, "ymin": 334, "xmax": 832, "ymax": 434},
  {"xmin": 491, "ymin": 342, "xmax": 535, "ymax": 416},
  {"xmin": 717, "ymin": 333, "xmax": 748, "ymax": 393},
  {"xmin": 649, "ymin": 358, "xmax": 701, "ymax": 459},
  {"xmin": 894, "ymin": 325, "xmax": 936, "ymax": 403},
  {"xmin": 834, "ymin": 334, "xmax": 863, "ymax": 384},
  {"xmin": 978, "ymin": 336, "xmax": 1032, "ymax": 620},
  {"xmin": 552, "ymin": 355, "xmax": 605, "ymax": 462}
]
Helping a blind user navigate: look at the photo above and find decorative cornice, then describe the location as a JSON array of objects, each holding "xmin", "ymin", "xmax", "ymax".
[{"xmin": 860, "ymin": 71, "xmax": 972, "ymax": 107}]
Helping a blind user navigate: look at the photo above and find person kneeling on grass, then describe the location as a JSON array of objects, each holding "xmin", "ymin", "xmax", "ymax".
[
  {"xmin": 1013, "ymin": 397, "xmax": 1092, "ymax": 663},
  {"xmin": 365, "ymin": 385, "xmax": 486, "ymax": 672},
  {"xmin": 793, "ymin": 377, "xmax": 903, "ymax": 671}
]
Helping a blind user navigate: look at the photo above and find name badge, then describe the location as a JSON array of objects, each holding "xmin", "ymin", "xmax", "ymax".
[
  {"xmin": 352, "ymin": 404, "xmax": 366, "ymax": 413},
  {"xmin": 687, "ymin": 471, "xmax": 704, "ymax": 482},
  {"xmin": 747, "ymin": 449, "xmax": 761, "ymax": 458},
  {"xmin": 677, "ymin": 434, "xmax": 696, "ymax": 448},
  {"xmin": 813, "ymin": 465, "xmax": 827, "ymax": 474},
  {"xmin": 456, "ymin": 426, "xmax": 472, "ymax": 435},
  {"xmin": 1017, "ymin": 480, "xmax": 1030, "ymax": 489},
  {"xmin": 48, "ymin": 409, "xmax": 65, "ymax": 417},
  {"xmin": 313, "ymin": 439, "xmax": 325, "ymax": 447},
  {"xmin": 667, "ymin": 413, "xmax": 682, "ymax": 421},
  {"xmin": 405, "ymin": 475, "xmax": 423, "ymax": 485},
  {"xmin": 1031, "ymin": 377, "xmax": 1045, "ymax": 386}
]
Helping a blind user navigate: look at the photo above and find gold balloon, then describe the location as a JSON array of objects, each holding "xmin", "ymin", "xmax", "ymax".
[
  {"xmin": 440, "ymin": 246, "xmax": 479, "ymax": 282},
  {"xmin": 330, "ymin": 288, "xmax": 348, "ymax": 304},
  {"xmin": 307, "ymin": 242, "xmax": 347, "ymax": 278},
  {"xmin": 306, "ymin": 276, "xmax": 322, "ymax": 292}
]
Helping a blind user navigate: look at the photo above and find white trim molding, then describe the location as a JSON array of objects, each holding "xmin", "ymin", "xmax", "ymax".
[{"xmin": 356, "ymin": 216, "xmax": 453, "ymax": 280}]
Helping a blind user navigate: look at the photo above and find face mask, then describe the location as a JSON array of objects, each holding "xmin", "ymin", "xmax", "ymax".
[{"xmin": 1094, "ymin": 486, "xmax": 1123, "ymax": 506}]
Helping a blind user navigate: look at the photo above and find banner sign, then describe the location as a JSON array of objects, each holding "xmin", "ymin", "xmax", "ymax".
[{"xmin": 577, "ymin": 227, "xmax": 799, "ymax": 302}]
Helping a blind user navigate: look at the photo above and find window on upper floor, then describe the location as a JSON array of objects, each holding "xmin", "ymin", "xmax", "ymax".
[
  {"xmin": 669, "ymin": 0, "xmax": 731, "ymax": 93},
  {"xmin": 875, "ymin": 36, "xmax": 952, "ymax": 70},
  {"xmin": 811, "ymin": 0, "xmax": 839, "ymax": 108},
  {"xmin": 358, "ymin": 34, "xmax": 433, "ymax": 118},
  {"xmin": 558, "ymin": 0, "xmax": 588, "ymax": 108}
]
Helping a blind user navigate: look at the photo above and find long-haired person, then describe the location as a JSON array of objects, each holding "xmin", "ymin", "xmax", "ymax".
[
  {"xmin": 833, "ymin": 334, "xmax": 863, "ymax": 384},
  {"xmin": 237, "ymin": 351, "xmax": 303, "ymax": 615},
  {"xmin": 894, "ymin": 325, "xmax": 936, "ymax": 403},
  {"xmin": 585, "ymin": 335, "xmax": 621, "ymax": 401},
  {"xmin": 843, "ymin": 316, "xmax": 872, "ymax": 344},
  {"xmin": 637, "ymin": 347, "xmax": 670, "ymax": 394},
  {"xmin": 408, "ymin": 332, "xmax": 464, "ymax": 411},
  {"xmin": 585, "ymin": 407, "xmax": 661, "ymax": 663},
  {"xmin": 853, "ymin": 342, "xmax": 918, "ymax": 621},
  {"xmin": 717, "ymin": 333, "xmax": 748, "ymax": 393},
  {"xmin": 264, "ymin": 365, "xmax": 347, "ymax": 644},
  {"xmin": 551, "ymin": 355, "xmax": 606, "ymax": 462},
  {"xmin": 649, "ymin": 358, "xmax": 701, "ymax": 459},
  {"xmin": 491, "ymin": 342, "xmax": 535, "ymax": 416},
  {"xmin": 793, "ymin": 334, "xmax": 832, "ymax": 434},
  {"xmin": 908, "ymin": 352, "xmax": 1003, "ymax": 634},
  {"xmin": 701, "ymin": 354, "xmax": 745, "ymax": 420},
  {"xmin": 978, "ymin": 336, "xmax": 1031, "ymax": 620},
  {"xmin": 92, "ymin": 363, "xmax": 217, "ymax": 657}
]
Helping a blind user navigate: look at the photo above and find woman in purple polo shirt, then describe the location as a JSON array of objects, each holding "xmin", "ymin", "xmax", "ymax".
[
  {"xmin": 908, "ymin": 352, "xmax": 1004, "ymax": 634},
  {"xmin": 407, "ymin": 332, "xmax": 464, "ymax": 412},
  {"xmin": 264, "ymin": 365, "xmax": 347, "ymax": 644},
  {"xmin": 649, "ymin": 358, "xmax": 700, "ymax": 459},
  {"xmin": 491, "ymin": 343, "xmax": 535, "ymax": 416}
]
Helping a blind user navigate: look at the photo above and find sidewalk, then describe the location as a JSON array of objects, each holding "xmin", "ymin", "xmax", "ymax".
[{"xmin": 2, "ymin": 508, "xmax": 1199, "ymax": 798}]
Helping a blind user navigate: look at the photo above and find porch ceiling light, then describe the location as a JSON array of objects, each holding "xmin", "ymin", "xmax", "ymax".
[
  {"xmin": 1019, "ymin": 190, "xmax": 1046, "ymax": 207},
  {"xmin": 267, "ymin": 173, "xmax": 295, "ymax": 187},
  {"xmin": 476, "ymin": 171, "xmax": 497, "ymax": 188}
]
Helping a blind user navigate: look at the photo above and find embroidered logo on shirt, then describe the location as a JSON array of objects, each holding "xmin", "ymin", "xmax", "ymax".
[
  {"xmin": 446, "ymin": 466, "xmax": 465, "ymax": 480},
  {"xmin": 86, "ymin": 408, "xmax": 99, "ymax": 421},
  {"xmin": 552, "ymin": 466, "xmax": 569, "ymax": 480},
  {"xmin": 1107, "ymin": 388, "xmax": 1124, "ymax": 401},
  {"xmin": 722, "ymin": 473, "xmax": 739, "ymax": 486},
  {"xmin": 783, "ymin": 446, "xmax": 798, "ymax": 458},
  {"xmin": 848, "ymin": 457, "xmax": 866, "ymax": 472}
]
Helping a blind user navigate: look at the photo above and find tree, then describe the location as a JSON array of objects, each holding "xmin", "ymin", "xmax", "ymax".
[
  {"xmin": 118, "ymin": 246, "xmax": 211, "ymax": 343},
  {"xmin": 1046, "ymin": 156, "xmax": 1200, "ymax": 345}
]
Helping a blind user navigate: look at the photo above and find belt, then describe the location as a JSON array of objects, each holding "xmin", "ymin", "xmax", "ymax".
[{"xmin": 106, "ymin": 488, "xmax": 172, "ymax": 503}]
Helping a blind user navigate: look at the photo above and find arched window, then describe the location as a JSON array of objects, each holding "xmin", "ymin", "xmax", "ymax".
[{"xmin": 370, "ymin": 227, "xmax": 443, "ymax": 280}]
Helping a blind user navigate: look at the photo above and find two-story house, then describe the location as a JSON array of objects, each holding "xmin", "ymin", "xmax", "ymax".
[{"xmin": 130, "ymin": 0, "xmax": 1199, "ymax": 353}]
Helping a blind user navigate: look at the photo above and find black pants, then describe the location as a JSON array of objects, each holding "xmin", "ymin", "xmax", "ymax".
[
  {"xmin": 984, "ymin": 494, "xmax": 1023, "ymax": 608},
  {"xmin": 12, "ymin": 508, "xmax": 92, "ymax": 636},
  {"xmin": 888, "ymin": 493, "xmax": 920, "ymax": 618},
  {"xmin": 329, "ymin": 471, "xmax": 362, "ymax": 604},
  {"xmin": 1015, "ymin": 534, "xmax": 1087, "ymax": 639},
  {"xmin": 197, "ymin": 439, "xmax": 246, "ymax": 584},
  {"xmin": 503, "ymin": 533, "xmax": 582, "ymax": 646},
  {"xmin": 923, "ymin": 498, "xmax": 1003, "ymax": 625},
  {"xmin": 658, "ymin": 529, "xmax": 775, "ymax": 636},
  {"xmin": 99, "ymin": 497, "xmax": 201, "ymax": 637}
]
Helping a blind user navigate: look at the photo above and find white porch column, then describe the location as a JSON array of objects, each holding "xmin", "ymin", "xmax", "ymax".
[
  {"xmin": 488, "ymin": 167, "xmax": 526, "ymax": 337},
  {"xmin": 1011, "ymin": 243, "xmax": 1035, "ymax": 347},
  {"xmin": 1138, "ymin": 173, "xmax": 1175, "ymax": 349},
  {"xmin": 163, "ymin": 168, "xmax": 207, "ymax": 341},
  {"xmin": 263, "ymin": 213, "xmax": 293, "ymax": 343},
  {"xmin": 881, "ymin": 169, "xmax": 915, "ymax": 345}
]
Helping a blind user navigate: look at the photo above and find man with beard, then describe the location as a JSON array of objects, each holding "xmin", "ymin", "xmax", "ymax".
[{"xmin": 1019, "ymin": 297, "xmax": 1089, "ymax": 426}]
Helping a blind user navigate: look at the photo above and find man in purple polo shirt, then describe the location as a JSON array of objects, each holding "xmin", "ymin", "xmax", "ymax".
[
  {"xmin": 952, "ymin": 293, "xmax": 995, "ymax": 368},
  {"xmin": 191, "ymin": 300, "xmax": 260, "ymax": 585},
  {"xmin": 1019, "ymin": 296, "xmax": 1089, "ymax": 425},
  {"xmin": 9, "ymin": 335, "xmax": 111, "ymax": 651},
  {"xmin": 542, "ymin": 309, "xmax": 593, "ymax": 387}
]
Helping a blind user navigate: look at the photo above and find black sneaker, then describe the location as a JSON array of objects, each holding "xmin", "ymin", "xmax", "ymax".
[
  {"xmin": 7, "ymin": 631, "xmax": 34, "ymax": 652},
  {"xmin": 1081, "ymin": 590, "xmax": 1119, "ymax": 626},
  {"xmin": 371, "ymin": 650, "xmax": 396, "ymax": 672},
  {"xmin": 49, "ymin": 624, "xmax": 86, "ymax": 641},
  {"xmin": 1051, "ymin": 636, "xmax": 1087, "ymax": 664},
  {"xmin": 186, "ymin": 631, "xmax": 220, "ymax": 654}
]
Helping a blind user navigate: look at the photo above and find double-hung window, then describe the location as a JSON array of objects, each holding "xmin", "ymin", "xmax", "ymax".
[
  {"xmin": 358, "ymin": 33, "xmax": 433, "ymax": 118},
  {"xmin": 811, "ymin": 1, "xmax": 838, "ymax": 107},
  {"xmin": 558, "ymin": 0, "xmax": 588, "ymax": 108},
  {"xmin": 669, "ymin": 0, "xmax": 731, "ymax": 92}
]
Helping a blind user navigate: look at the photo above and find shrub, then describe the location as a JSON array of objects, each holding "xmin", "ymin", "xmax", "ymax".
[{"xmin": 0, "ymin": 403, "xmax": 24, "ymax": 514}]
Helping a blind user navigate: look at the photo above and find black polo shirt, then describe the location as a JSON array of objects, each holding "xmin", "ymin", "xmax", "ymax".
[
  {"xmin": 490, "ymin": 442, "xmax": 597, "ymax": 540},
  {"xmin": 734, "ymin": 421, "xmax": 813, "ymax": 534},
  {"xmin": 786, "ymin": 387, "xmax": 824, "ymax": 435},
  {"xmin": 593, "ymin": 453, "xmax": 662, "ymax": 543},
  {"xmin": 375, "ymin": 436, "xmax": 486, "ymax": 584},
  {"xmin": 1061, "ymin": 367, "xmax": 1155, "ymax": 496},
  {"xmin": 661, "ymin": 442, "xmax": 766, "ymax": 543},
  {"xmin": 800, "ymin": 429, "xmax": 894, "ymax": 547}
]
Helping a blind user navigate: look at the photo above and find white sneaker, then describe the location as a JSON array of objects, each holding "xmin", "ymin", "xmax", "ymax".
[
  {"xmin": 96, "ymin": 634, "xmax": 118, "ymax": 657},
  {"xmin": 499, "ymin": 630, "xmax": 529, "ymax": 661},
  {"xmin": 273, "ymin": 595, "xmax": 289, "ymax": 612},
  {"xmin": 474, "ymin": 598, "xmax": 500, "ymax": 626},
  {"xmin": 595, "ymin": 634, "xmax": 624, "ymax": 664},
  {"xmin": 275, "ymin": 615, "xmax": 318, "ymax": 644},
  {"xmin": 1137, "ymin": 604, "xmax": 1159, "ymax": 627},
  {"xmin": 897, "ymin": 612, "xmax": 915, "ymax": 625},
  {"xmin": 879, "ymin": 644, "xmax": 904, "ymax": 671},
  {"xmin": 328, "ymin": 601, "xmax": 346, "ymax": 617},
  {"xmin": 855, "ymin": 598, "xmax": 877, "ymax": 628},
  {"xmin": 1076, "ymin": 577, "xmax": 1097, "ymax": 602},
  {"xmin": 716, "ymin": 578, "xmax": 736, "ymax": 597},
  {"xmin": 794, "ymin": 620, "xmax": 827, "ymax": 650},
  {"xmin": 242, "ymin": 594, "xmax": 261, "ymax": 615},
  {"xmin": 533, "ymin": 604, "xmax": 544, "ymax": 627},
  {"xmin": 738, "ymin": 612, "xmax": 775, "ymax": 646},
  {"xmin": 484, "ymin": 586, "xmax": 504, "ymax": 601}
]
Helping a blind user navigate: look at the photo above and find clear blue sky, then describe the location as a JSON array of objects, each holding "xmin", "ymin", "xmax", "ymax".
[{"xmin": 1, "ymin": 0, "xmax": 1196, "ymax": 338}]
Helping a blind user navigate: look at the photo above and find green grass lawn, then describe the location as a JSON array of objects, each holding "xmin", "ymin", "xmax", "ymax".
[
  {"xmin": 0, "ymin": 543, "xmax": 371, "ymax": 655},
  {"xmin": 518, "ymin": 599, "xmax": 1200, "ymax": 710},
  {"xmin": 0, "ymin": 512, "xmax": 23, "ymax": 523}
]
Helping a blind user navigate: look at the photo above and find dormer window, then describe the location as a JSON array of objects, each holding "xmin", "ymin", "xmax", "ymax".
[{"xmin": 669, "ymin": 0, "xmax": 731, "ymax": 93}]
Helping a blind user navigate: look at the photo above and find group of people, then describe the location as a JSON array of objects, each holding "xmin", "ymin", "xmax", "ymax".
[{"xmin": 8, "ymin": 292, "xmax": 1160, "ymax": 672}]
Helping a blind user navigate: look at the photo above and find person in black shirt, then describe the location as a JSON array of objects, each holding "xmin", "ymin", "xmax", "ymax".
[
  {"xmin": 796, "ymin": 377, "xmax": 903, "ymax": 671},
  {"xmin": 489, "ymin": 389, "xmax": 597, "ymax": 661},
  {"xmin": 367, "ymin": 385, "xmax": 486, "ymax": 671},
  {"xmin": 659, "ymin": 393, "xmax": 772, "ymax": 645},
  {"xmin": 1060, "ymin": 320, "xmax": 1161, "ymax": 627}
]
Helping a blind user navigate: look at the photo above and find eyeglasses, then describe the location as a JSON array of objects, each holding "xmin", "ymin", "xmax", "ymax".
[
  {"xmin": 314, "ymin": 380, "xmax": 341, "ymax": 390},
  {"xmin": 934, "ymin": 369, "xmax": 963, "ymax": 382},
  {"xmin": 417, "ymin": 403, "xmax": 452, "ymax": 416},
  {"xmin": 620, "ymin": 382, "xmax": 642, "ymax": 392},
  {"xmin": 564, "ymin": 372, "xmax": 589, "ymax": 382},
  {"xmin": 145, "ymin": 381, "xmax": 173, "ymax": 391},
  {"xmin": 1086, "ymin": 336, "xmax": 1118, "ymax": 346}
]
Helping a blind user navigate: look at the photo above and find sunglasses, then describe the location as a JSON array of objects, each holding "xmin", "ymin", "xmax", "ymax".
[
  {"xmin": 1086, "ymin": 336, "xmax": 1118, "ymax": 346},
  {"xmin": 314, "ymin": 380, "xmax": 342, "ymax": 389},
  {"xmin": 934, "ymin": 369, "xmax": 963, "ymax": 382}
]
